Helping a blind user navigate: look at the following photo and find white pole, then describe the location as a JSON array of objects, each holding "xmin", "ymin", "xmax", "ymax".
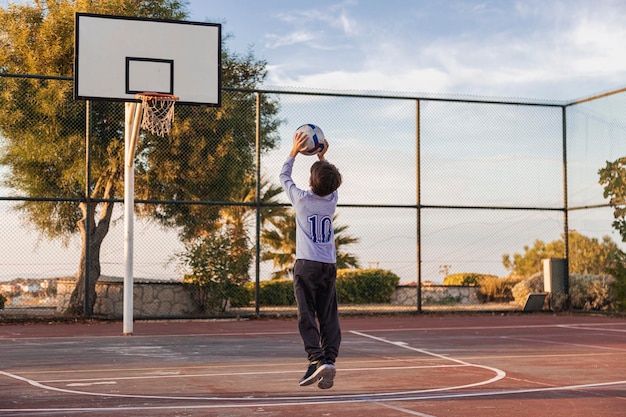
[{"xmin": 123, "ymin": 102, "xmax": 142, "ymax": 335}]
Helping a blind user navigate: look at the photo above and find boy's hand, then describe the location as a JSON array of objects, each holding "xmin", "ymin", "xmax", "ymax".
[
  {"xmin": 289, "ymin": 131, "xmax": 310, "ymax": 157},
  {"xmin": 318, "ymin": 138, "xmax": 329, "ymax": 160}
]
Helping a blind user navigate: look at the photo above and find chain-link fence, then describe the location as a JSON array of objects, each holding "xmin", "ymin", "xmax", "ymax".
[{"xmin": 1, "ymin": 73, "xmax": 625, "ymax": 319}]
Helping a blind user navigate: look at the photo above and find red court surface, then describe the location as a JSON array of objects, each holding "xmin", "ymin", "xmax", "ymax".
[{"xmin": 1, "ymin": 314, "xmax": 625, "ymax": 416}]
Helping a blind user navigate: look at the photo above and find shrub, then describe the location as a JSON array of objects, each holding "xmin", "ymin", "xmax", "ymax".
[
  {"xmin": 228, "ymin": 281, "xmax": 295, "ymax": 308},
  {"xmin": 477, "ymin": 275, "xmax": 524, "ymax": 302},
  {"xmin": 607, "ymin": 252, "xmax": 626, "ymax": 312},
  {"xmin": 569, "ymin": 274, "xmax": 615, "ymax": 311},
  {"xmin": 511, "ymin": 273, "xmax": 544, "ymax": 306},
  {"xmin": 512, "ymin": 273, "xmax": 617, "ymax": 311},
  {"xmin": 444, "ymin": 273, "xmax": 496, "ymax": 286},
  {"xmin": 179, "ymin": 230, "xmax": 252, "ymax": 313},
  {"xmin": 257, "ymin": 279, "xmax": 296, "ymax": 306},
  {"xmin": 336, "ymin": 269, "xmax": 400, "ymax": 304},
  {"xmin": 231, "ymin": 269, "xmax": 401, "ymax": 307},
  {"xmin": 229, "ymin": 284, "xmax": 254, "ymax": 308},
  {"xmin": 0, "ymin": 293, "xmax": 6, "ymax": 309}
]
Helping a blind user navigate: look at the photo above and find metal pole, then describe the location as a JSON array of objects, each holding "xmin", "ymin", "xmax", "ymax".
[
  {"xmin": 562, "ymin": 106, "xmax": 570, "ymax": 304},
  {"xmin": 84, "ymin": 100, "xmax": 91, "ymax": 317},
  {"xmin": 416, "ymin": 99, "xmax": 422, "ymax": 313},
  {"xmin": 123, "ymin": 102, "xmax": 141, "ymax": 335},
  {"xmin": 255, "ymin": 92, "xmax": 261, "ymax": 317}
]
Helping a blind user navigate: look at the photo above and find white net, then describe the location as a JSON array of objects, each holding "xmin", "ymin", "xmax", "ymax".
[{"xmin": 137, "ymin": 93, "xmax": 178, "ymax": 136}]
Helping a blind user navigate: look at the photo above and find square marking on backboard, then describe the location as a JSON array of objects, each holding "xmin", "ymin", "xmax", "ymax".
[{"xmin": 126, "ymin": 58, "xmax": 174, "ymax": 95}]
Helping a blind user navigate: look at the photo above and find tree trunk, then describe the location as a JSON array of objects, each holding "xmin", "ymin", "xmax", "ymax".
[
  {"xmin": 66, "ymin": 208, "xmax": 104, "ymax": 316},
  {"xmin": 66, "ymin": 176, "xmax": 117, "ymax": 317}
]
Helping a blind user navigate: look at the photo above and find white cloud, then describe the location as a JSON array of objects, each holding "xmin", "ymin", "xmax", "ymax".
[
  {"xmin": 267, "ymin": 67, "xmax": 453, "ymax": 93},
  {"xmin": 264, "ymin": 0, "xmax": 626, "ymax": 100},
  {"xmin": 264, "ymin": 31, "xmax": 317, "ymax": 48}
]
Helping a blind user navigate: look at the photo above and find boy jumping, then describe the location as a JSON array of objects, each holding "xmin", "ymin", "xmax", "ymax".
[{"xmin": 279, "ymin": 130, "xmax": 343, "ymax": 389}]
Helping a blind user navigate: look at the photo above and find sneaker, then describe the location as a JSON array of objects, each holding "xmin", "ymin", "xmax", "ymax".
[
  {"xmin": 317, "ymin": 363, "xmax": 336, "ymax": 389},
  {"xmin": 299, "ymin": 360, "xmax": 333, "ymax": 387}
]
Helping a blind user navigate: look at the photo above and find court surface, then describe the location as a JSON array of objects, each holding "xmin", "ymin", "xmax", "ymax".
[{"xmin": 1, "ymin": 314, "xmax": 625, "ymax": 416}]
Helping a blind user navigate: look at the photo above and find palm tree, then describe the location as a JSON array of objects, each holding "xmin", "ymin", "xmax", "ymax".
[
  {"xmin": 334, "ymin": 222, "xmax": 361, "ymax": 269},
  {"xmin": 261, "ymin": 214, "xmax": 297, "ymax": 279},
  {"xmin": 261, "ymin": 211, "xmax": 360, "ymax": 279}
]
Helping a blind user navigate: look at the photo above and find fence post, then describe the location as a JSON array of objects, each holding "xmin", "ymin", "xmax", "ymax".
[
  {"xmin": 561, "ymin": 106, "xmax": 570, "ymax": 311},
  {"xmin": 255, "ymin": 92, "xmax": 262, "ymax": 317},
  {"xmin": 84, "ymin": 100, "xmax": 92, "ymax": 318},
  {"xmin": 416, "ymin": 99, "xmax": 422, "ymax": 313}
]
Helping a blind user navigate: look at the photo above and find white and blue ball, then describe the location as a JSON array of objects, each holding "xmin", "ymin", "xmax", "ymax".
[{"xmin": 296, "ymin": 124, "xmax": 326, "ymax": 156}]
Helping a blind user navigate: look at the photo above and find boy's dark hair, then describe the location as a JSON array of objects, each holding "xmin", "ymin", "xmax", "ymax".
[{"xmin": 310, "ymin": 160, "xmax": 342, "ymax": 196}]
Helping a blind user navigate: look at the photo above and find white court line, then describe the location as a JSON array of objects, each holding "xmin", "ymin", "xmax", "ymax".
[
  {"xmin": 39, "ymin": 364, "xmax": 465, "ymax": 384},
  {"xmin": 1, "ymin": 374, "xmax": 625, "ymax": 414},
  {"xmin": 0, "ymin": 331, "xmax": 506, "ymax": 403},
  {"xmin": 0, "ymin": 330, "xmax": 299, "ymax": 341},
  {"xmin": 349, "ymin": 330, "xmax": 507, "ymax": 379},
  {"xmin": 558, "ymin": 324, "xmax": 626, "ymax": 333},
  {"xmin": 500, "ymin": 335, "xmax": 626, "ymax": 352},
  {"xmin": 368, "ymin": 400, "xmax": 438, "ymax": 417},
  {"xmin": 3, "ymin": 321, "xmax": 624, "ymax": 342},
  {"xmin": 344, "ymin": 322, "xmax": 626, "ymax": 334},
  {"xmin": 2, "ymin": 329, "xmax": 624, "ymax": 414},
  {"xmin": 0, "ymin": 326, "xmax": 626, "ymax": 417}
]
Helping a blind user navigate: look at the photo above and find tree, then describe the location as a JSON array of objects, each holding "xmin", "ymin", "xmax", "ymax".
[
  {"xmin": 502, "ymin": 239, "xmax": 558, "ymax": 278},
  {"xmin": 179, "ymin": 226, "xmax": 252, "ymax": 313},
  {"xmin": 134, "ymin": 49, "xmax": 281, "ymax": 240},
  {"xmin": 261, "ymin": 214, "xmax": 297, "ymax": 279},
  {"xmin": 0, "ymin": 0, "xmax": 280, "ymax": 316},
  {"xmin": 597, "ymin": 158, "xmax": 626, "ymax": 310},
  {"xmin": 261, "ymin": 211, "xmax": 360, "ymax": 279},
  {"xmin": 599, "ymin": 157, "xmax": 626, "ymax": 240},
  {"xmin": 502, "ymin": 230, "xmax": 624, "ymax": 277},
  {"xmin": 178, "ymin": 177, "xmax": 286, "ymax": 312}
]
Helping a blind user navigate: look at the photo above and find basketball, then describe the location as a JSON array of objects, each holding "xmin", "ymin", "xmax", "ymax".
[{"xmin": 296, "ymin": 124, "xmax": 326, "ymax": 155}]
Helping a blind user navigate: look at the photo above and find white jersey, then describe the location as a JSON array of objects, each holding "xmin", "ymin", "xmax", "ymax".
[{"xmin": 280, "ymin": 157, "xmax": 338, "ymax": 264}]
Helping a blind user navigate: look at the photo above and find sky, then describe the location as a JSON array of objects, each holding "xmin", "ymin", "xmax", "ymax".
[
  {"xmin": 2, "ymin": 0, "xmax": 626, "ymax": 285},
  {"xmin": 184, "ymin": 0, "xmax": 626, "ymax": 102},
  {"xmin": 3, "ymin": 0, "xmax": 625, "ymax": 100},
  {"xmin": 1, "ymin": 0, "xmax": 623, "ymax": 99}
]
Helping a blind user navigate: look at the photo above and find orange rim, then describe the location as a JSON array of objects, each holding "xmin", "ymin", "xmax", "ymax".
[{"xmin": 135, "ymin": 92, "xmax": 179, "ymax": 102}]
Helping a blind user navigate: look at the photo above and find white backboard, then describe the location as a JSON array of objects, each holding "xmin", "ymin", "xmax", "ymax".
[{"xmin": 74, "ymin": 13, "xmax": 221, "ymax": 106}]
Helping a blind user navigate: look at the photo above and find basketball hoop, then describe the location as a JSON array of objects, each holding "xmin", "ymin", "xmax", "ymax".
[{"xmin": 136, "ymin": 92, "xmax": 179, "ymax": 137}]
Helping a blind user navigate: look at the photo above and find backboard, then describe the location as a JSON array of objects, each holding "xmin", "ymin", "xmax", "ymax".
[{"xmin": 74, "ymin": 13, "xmax": 221, "ymax": 106}]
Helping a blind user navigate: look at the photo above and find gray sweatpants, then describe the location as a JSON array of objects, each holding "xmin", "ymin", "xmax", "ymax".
[{"xmin": 293, "ymin": 259, "xmax": 341, "ymax": 363}]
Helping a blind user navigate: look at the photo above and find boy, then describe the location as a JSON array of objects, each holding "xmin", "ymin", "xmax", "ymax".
[{"xmin": 279, "ymin": 130, "xmax": 343, "ymax": 390}]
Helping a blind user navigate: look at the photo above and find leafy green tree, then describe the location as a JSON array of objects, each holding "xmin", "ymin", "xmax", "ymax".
[
  {"xmin": 502, "ymin": 230, "xmax": 624, "ymax": 277},
  {"xmin": 0, "ymin": 0, "xmax": 280, "ymax": 316},
  {"xmin": 599, "ymin": 157, "xmax": 626, "ymax": 240},
  {"xmin": 597, "ymin": 157, "xmax": 626, "ymax": 310},
  {"xmin": 134, "ymin": 50, "xmax": 281, "ymax": 240},
  {"xmin": 180, "ymin": 227, "xmax": 252, "ymax": 313},
  {"xmin": 178, "ymin": 177, "xmax": 285, "ymax": 311},
  {"xmin": 502, "ymin": 239, "xmax": 560, "ymax": 278},
  {"xmin": 261, "ymin": 211, "xmax": 360, "ymax": 279},
  {"xmin": 606, "ymin": 251, "xmax": 626, "ymax": 312}
]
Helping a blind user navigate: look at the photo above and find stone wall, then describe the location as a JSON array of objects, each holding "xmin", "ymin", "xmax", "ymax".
[
  {"xmin": 57, "ymin": 278, "xmax": 194, "ymax": 318},
  {"xmin": 57, "ymin": 279, "xmax": 481, "ymax": 317},
  {"xmin": 392, "ymin": 285, "xmax": 479, "ymax": 306}
]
